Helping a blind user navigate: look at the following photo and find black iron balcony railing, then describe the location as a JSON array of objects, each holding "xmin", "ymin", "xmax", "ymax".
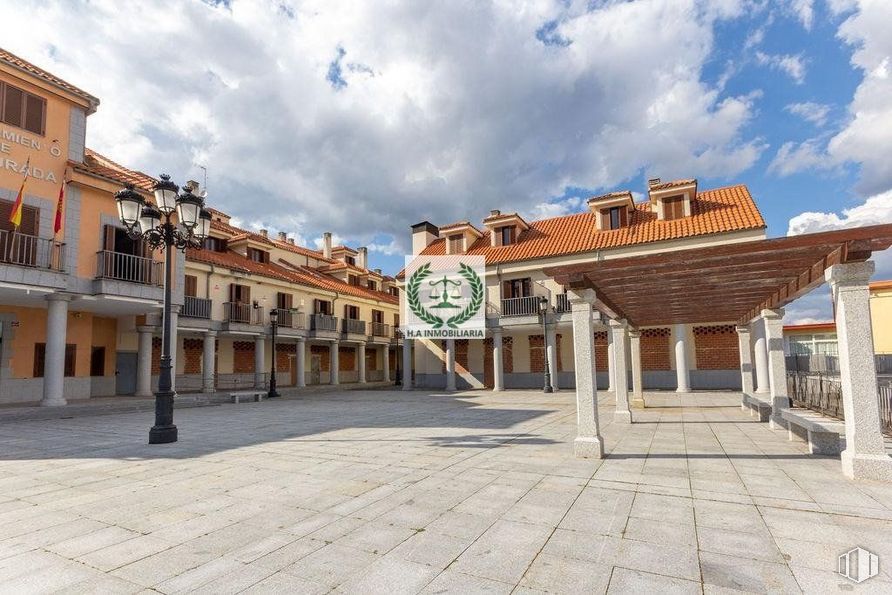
[
  {"xmin": 371, "ymin": 322, "xmax": 391, "ymax": 337},
  {"xmin": 343, "ymin": 318, "xmax": 367, "ymax": 335},
  {"xmin": 275, "ymin": 309, "xmax": 306, "ymax": 330},
  {"xmin": 0, "ymin": 230, "xmax": 65, "ymax": 271},
  {"xmin": 501, "ymin": 296, "xmax": 540, "ymax": 317},
  {"xmin": 310, "ymin": 313, "xmax": 338, "ymax": 332},
  {"xmin": 96, "ymin": 250, "xmax": 162, "ymax": 285},
  {"xmin": 182, "ymin": 296, "xmax": 212, "ymax": 319},
  {"xmin": 224, "ymin": 301, "xmax": 262, "ymax": 325},
  {"xmin": 555, "ymin": 293, "xmax": 571, "ymax": 313}
]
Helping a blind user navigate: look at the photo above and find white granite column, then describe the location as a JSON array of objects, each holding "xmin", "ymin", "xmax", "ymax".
[
  {"xmin": 445, "ymin": 339, "xmax": 456, "ymax": 392},
  {"xmin": 358, "ymin": 341, "xmax": 367, "ymax": 384},
  {"xmin": 202, "ymin": 330, "xmax": 216, "ymax": 392},
  {"xmin": 607, "ymin": 330, "xmax": 615, "ymax": 392},
  {"xmin": 492, "ymin": 328, "xmax": 504, "ymax": 392},
  {"xmin": 736, "ymin": 325, "xmax": 754, "ymax": 406},
  {"xmin": 41, "ymin": 294, "xmax": 70, "ymax": 407},
  {"xmin": 827, "ymin": 261, "xmax": 892, "ymax": 481},
  {"xmin": 402, "ymin": 339, "xmax": 412, "ymax": 390},
  {"xmin": 382, "ymin": 346, "xmax": 390, "ymax": 383},
  {"xmin": 753, "ymin": 319, "xmax": 770, "ymax": 394},
  {"xmin": 330, "ymin": 341, "xmax": 339, "ymax": 385},
  {"xmin": 295, "ymin": 337, "xmax": 306, "ymax": 387},
  {"xmin": 546, "ymin": 327, "xmax": 558, "ymax": 391},
  {"xmin": 254, "ymin": 335, "xmax": 266, "ymax": 389},
  {"xmin": 762, "ymin": 309, "xmax": 790, "ymax": 429},
  {"xmin": 136, "ymin": 325, "xmax": 154, "ymax": 397},
  {"xmin": 629, "ymin": 330, "xmax": 644, "ymax": 408},
  {"xmin": 674, "ymin": 323, "xmax": 691, "ymax": 393},
  {"xmin": 569, "ymin": 290, "xmax": 604, "ymax": 458},
  {"xmin": 609, "ymin": 319, "xmax": 632, "ymax": 423}
]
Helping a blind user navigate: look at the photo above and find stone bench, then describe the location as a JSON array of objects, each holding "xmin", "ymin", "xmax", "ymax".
[
  {"xmin": 741, "ymin": 393, "xmax": 771, "ymax": 422},
  {"xmin": 781, "ymin": 408, "xmax": 844, "ymax": 456},
  {"xmin": 229, "ymin": 391, "xmax": 265, "ymax": 404}
]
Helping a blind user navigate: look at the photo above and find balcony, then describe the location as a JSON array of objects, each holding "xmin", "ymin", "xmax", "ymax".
[
  {"xmin": 183, "ymin": 296, "xmax": 212, "ymax": 319},
  {"xmin": 0, "ymin": 230, "xmax": 65, "ymax": 271},
  {"xmin": 501, "ymin": 296, "xmax": 540, "ymax": 317},
  {"xmin": 310, "ymin": 314, "xmax": 338, "ymax": 332},
  {"xmin": 342, "ymin": 318, "xmax": 367, "ymax": 335},
  {"xmin": 275, "ymin": 308, "xmax": 306, "ymax": 330},
  {"xmin": 224, "ymin": 302, "xmax": 262, "ymax": 325},
  {"xmin": 371, "ymin": 321, "xmax": 391, "ymax": 338},
  {"xmin": 96, "ymin": 250, "xmax": 162, "ymax": 286},
  {"xmin": 555, "ymin": 293, "xmax": 571, "ymax": 313}
]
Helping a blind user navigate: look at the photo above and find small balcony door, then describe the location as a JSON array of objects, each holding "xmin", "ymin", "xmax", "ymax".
[{"xmin": 503, "ymin": 278, "xmax": 531, "ymax": 299}]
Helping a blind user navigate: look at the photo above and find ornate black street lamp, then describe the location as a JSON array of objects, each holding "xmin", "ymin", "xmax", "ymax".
[
  {"xmin": 268, "ymin": 308, "xmax": 280, "ymax": 398},
  {"xmin": 115, "ymin": 175, "xmax": 211, "ymax": 444},
  {"xmin": 539, "ymin": 296, "xmax": 553, "ymax": 393}
]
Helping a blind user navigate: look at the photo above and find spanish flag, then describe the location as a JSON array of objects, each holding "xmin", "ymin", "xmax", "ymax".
[
  {"xmin": 9, "ymin": 156, "xmax": 30, "ymax": 229},
  {"xmin": 53, "ymin": 181, "xmax": 65, "ymax": 235}
]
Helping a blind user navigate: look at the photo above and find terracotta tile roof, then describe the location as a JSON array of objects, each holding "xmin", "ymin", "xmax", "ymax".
[
  {"xmin": 588, "ymin": 190, "xmax": 633, "ymax": 203},
  {"xmin": 649, "ymin": 178, "xmax": 696, "ymax": 191},
  {"xmin": 271, "ymin": 238, "xmax": 328, "ymax": 262},
  {"xmin": 416, "ymin": 184, "xmax": 765, "ymax": 266},
  {"xmin": 0, "ymin": 48, "xmax": 99, "ymax": 111},
  {"xmin": 783, "ymin": 322, "xmax": 836, "ymax": 332},
  {"xmin": 73, "ymin": 148, "xmax": 156, "ymax": 191},
  {"xmin": 439, "ymin": 221, "xmax": 483, "ymax": 235}
]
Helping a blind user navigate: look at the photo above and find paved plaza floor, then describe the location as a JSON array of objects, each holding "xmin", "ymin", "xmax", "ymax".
[{"xmin": 1, "ymin": 389, "xmax": 892, "ymax": 593}]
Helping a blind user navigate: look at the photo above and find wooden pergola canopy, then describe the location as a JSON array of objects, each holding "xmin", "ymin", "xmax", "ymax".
[{"xmin": 544, "ymin": 224, "xmax": 892, "ymax": 327}]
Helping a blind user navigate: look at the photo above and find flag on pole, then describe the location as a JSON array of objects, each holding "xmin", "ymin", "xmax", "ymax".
[
  {"xmin": 53, "ymin": 181, "xmax": 65, "ymax": 235},
  {"xmin": 9, "ymin": 156, "xmax": 30, "ymax": 229}
]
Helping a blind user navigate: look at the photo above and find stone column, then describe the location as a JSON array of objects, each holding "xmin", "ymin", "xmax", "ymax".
[
  {"xmin": 295, "ymin": 337, "xmax": 306, "ymax": 387},
  {"xmin": 674, "ymin": 323, "xmax": 690, "ymax": 393},
  {"xmin": 736, "ymin": 325, "xmax": 754, "ymax": 405},
  {"xmin": 609, "ymin": 319, "xmax": 632, "ymax": 423},
  {"xmin": 568, "ymin": 290, "xmax": 604, "ymax": 458},
  {"xmin": 546, "ymin": 327, "xmax": 558, "ymax": 391},
  {"xmin": 41, "ymin": 294, "xmax": 70, "ymax": 407},
  {"xmin": 445, "ymin": 339, "xmax": 456, "ymax": 392},
  {"xmin": 492, "ymin": 328, "xmax": 504, "ymax": 392},
  {"xmin": 606, "ymin": 330, "xmax": 615, "ymax": 392},
  {"xmin": 402, "ymin": 339, "xmax": 412, "ymax": 390},
  {"xmin": 762, "ymin": 309, "xmax": 790, "ymax": 429},
  {"xmin": 254, "ymin": 335, "xmax": 266, "ymax": 389},
  {"xmin": 753, "ymin": 319, "xmax": 770, "ymax": 394},
  {"xmin": 827, "ymin": 262, "xmax": 892, "ymax": 480},
  {"xmin": 629, "ymin": 330, "xmax": 644, "ymax": 408},
  {"xmin": 136, "ymin": 325, "xmax": 154, "ymax": 397},
  {"xmin": 202, "ymin": 330, "xmax": 216, "ymax": 393},
  {"xmin": 330, "ymin": 341, "xmax": 339, "ymax": 385},
  {"xmin": 382, "ymin": 346, "xmax": 390, "ymax": 382},
  {"xmin": 358, "ymin": 341, "xmax": 367, "ymax": 383}
]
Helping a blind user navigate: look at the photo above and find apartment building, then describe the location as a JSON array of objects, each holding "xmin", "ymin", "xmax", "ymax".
[
  {"xmin": 407, "ymin": 179, "xmax": 768, "ymax": 391},
  {"xmin": 0, "ymin": 49, "xmax": 167, "ymax": 405}
]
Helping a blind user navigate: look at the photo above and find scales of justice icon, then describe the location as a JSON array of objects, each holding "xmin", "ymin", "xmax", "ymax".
[{"xmin": 428, "ymin": 276, "xmax": 465, "ymax": 310}]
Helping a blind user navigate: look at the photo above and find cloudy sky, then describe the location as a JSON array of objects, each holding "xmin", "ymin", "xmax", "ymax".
[{"xmin": 3, "ymin": 0, "xmax": 890, "ymax": 322}]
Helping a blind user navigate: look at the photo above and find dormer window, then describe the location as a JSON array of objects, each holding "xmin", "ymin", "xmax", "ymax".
[
  {"xmin": 345, "ymin": 255, "xmax": 356, "ymax": 266},
  {"xmin": 499, "ymin": 226, "xmax": 516, "ymax": 246},
  {"xmin": 648, "ymin": 178, "xmax": 696, "ymax": 221},
  {"xmin": 247, "ymin": 247, "xmax": 269, "ymax": 263},
  {"xmin": 483, "ymin": 211, "xmax": 529, "ymax": 247},
  {"xmin": 448, "ymin": 234, "xmax": 463, "ymax": 254},
  {"xmin": 588, "ymin": 191, "xmax": 633, "ymax": 231}
]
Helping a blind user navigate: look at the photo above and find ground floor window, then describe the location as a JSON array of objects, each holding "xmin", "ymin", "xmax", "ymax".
[
  {"xmin": 90, "ymin": 346, "xmax": 106, "ymax": 376},
  {"xmin": 33, "ymin": 343, "xmax": 76, "ymax": 377}
]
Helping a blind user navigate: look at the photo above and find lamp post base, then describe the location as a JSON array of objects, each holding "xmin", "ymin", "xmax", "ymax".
[
  {"xmin": 149, "ymin": 424, "xmax": 178, "ymax": 444},
  {"xmin": 543, "ymin": 386, "xmax": 554, "ymax": 393}
]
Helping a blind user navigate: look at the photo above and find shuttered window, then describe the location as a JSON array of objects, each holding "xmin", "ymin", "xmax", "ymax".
[
  {"xmin": 0, "ymin": 199, "xmax": 38, "ymax": 235},
  {"xmin": 34, "ymin": 343, "xmax": 76, "ymax": 377},
  {"xmin": 314, "ymin": 299, "xmax": 332, "ymax": 315},
  {"xmin": 344, "ymin": 305, "xmax": 359, "ymax": 320},
  {"xmin": 184, "ymin": 275, "xmax": 198, "ymax": 297},
  {"xmin": 498, "ymin": 226, "xmax": 516, "ymax": 246},
  {"xmin": 503, "ymin": 278, "xmax": 531, "ymax": 299},
  {"xmin": 663, "ymin": 196, "xmax": 686, "ymax": 220},
  {"xmin": 0, "ymin": 82, "xmax": 46, "ymax": 135},
  {"xmin": 372, "ymin": 309, "xmax": 384, "ymax": 324},
  {"xmin": 276, "ymin": 292, "xmax": 293, "ymax": 309},
  {"xmin": 229, "ymin": 283, "xmax": 250, "ymax": 303}
]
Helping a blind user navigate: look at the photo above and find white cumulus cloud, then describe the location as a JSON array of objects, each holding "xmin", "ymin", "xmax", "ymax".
[
  {"xmin": 756, "ymin": 51, "xmax": 807, "ymax": 84},
  {"xmin": 785, "ymin": 101, "xmax": 831, "ymax": 126}
]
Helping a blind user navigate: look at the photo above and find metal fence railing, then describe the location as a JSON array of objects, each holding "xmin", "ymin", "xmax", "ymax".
[
  {"xmin": 786, "ymin": 372, "xmax": 844, "ymax": 420},
  {"xmin": 501, "ymin": 296, "xmax": 540, "ymax": 317},
  {"xmin": 183, "ymin": 296, "xmax": 212, "ymax": 319},
  {"xmin": 96, "ymin": 250, "xmax": 161, "ymax": 285},
  {"xmin": 0, "ymin": 230, "xmax": 65, "ymax": 271},
  {"xmin": 311, "ymin": 314, "xmax": 338, "ymax": 332},
  {"xmin": 224, "ymin": 302, "xmax": 262, "ymax": 325},
  {"xmin": 343, "ymin": 318, "xmax": 367, "ymax": 335},
  {"xmin": 371, "ymin": 322, "xmax": 391, "ymax": 337},
  {"xmin": 276, "ymin": 309, "xmax": 305, "ymax": 330},
  {"xmin": 879, "ymin": 382, "xmax": 892, "ymax": 437}
]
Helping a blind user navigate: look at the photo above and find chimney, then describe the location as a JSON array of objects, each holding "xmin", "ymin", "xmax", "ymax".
[
  {"xmin": 185, "ymin": 180, "xmax": 200, "ymax": 192},
  {"xmin": 374, "ymin": 268, "xmax": 382, "ymax": 275},
  {"xmin": 277, "ymin": 231, "xmax": 287, "ymax": 242},
  {"xmin": 287, "ymin": 238, "xmax": 295, "ymax": 245},
  {"xmin": 323, "ymin": 232, "xmax": 332, "ymax": 259},
  {"xmin": 357, "ymin": 246, "xmax": 368, "ymax": 270},
  {"xmin": 259, "ymin": 229, "xmax": 268, "ymax": 238},
  {"xmin": 411, "ymin": 221, "xmax": 439, "ymax": 256},
  {"xmin": 647, "ymin": 177, "xmax": 662, "ymax": 188},
  {"xmin": 490, "ymin": 209, "xmax": 501, "ymax": 217}
]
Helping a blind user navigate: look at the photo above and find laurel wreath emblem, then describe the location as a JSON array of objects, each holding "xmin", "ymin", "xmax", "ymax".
[{"xmin": 407, "ymin": 262, "xmax": 484, "ymax": 330}]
